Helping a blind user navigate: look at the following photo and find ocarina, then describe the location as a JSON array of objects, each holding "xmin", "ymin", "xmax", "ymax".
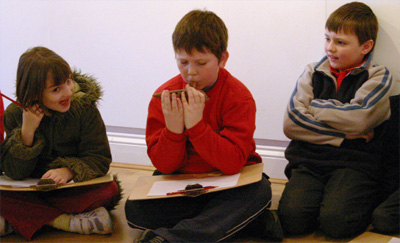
[{"xmin": 153, "ymin": 81, "xmax": 209, "ymax": 101}]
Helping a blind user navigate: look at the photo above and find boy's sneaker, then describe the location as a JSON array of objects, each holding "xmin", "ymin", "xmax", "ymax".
[
  {"xmin": 134, "ymin": 229, "xmax": 167, "ymax": 243},
  {"xmin": 245, "ymin": 209, "xmax": 283, "ymax": 242},
  {"xmin": 260, "ymin": 209, "xmax": 284, "ymax": 241},
  {"xmin": 0, "ymin": 215, "xmax": 14, "ymax": 237},
  {"xmin": 69, "ymin": 207, "xmax": 112, "ymax": 235}
]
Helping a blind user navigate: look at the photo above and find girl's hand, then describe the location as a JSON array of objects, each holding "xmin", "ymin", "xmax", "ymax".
[
  {"xmin": 21, "ymin": 104, "xmax": 45, "ymax": 146},
  {"xmin": 182, "ymin": 84, "xmax": 206, "ymax": 129},
  {"xmin": 42, "ymin": 167, "xmax": 74, "ymax": 184},
  {"xmin": 161, "ymin": 90, "xmax": 184, "ymax": 134}
]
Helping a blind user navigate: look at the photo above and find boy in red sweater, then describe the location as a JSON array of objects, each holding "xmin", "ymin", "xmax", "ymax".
[
  {"xmin": 0, "ymin": 95, "xmax": 4, "ymax": 142},
  {"xmin": 125, "ymin": 9, "xmax": 283, "ymax": 242}
]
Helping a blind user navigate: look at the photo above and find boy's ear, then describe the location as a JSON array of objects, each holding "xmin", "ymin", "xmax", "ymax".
[
  {"xmin": 218, "ymin": 51, "xmax": 229, "ymax": 68},
  {"xmin": 361, "ymin": 39, "xmax": 374, "ymax": 55}
]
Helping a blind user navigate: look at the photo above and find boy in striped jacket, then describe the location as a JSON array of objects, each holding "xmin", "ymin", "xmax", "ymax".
[{"xmin": 278, "ymin": 2, "xmax": 395, "ymax": 239}]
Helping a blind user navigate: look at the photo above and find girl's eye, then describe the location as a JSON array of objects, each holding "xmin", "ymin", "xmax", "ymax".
[
  {"xmin": 180, "ymin": 61, "xmax": 188, "ymax": 65},
  {"xmin": 53, "ymin": 87, "xmax": 60, "ymax": 92},
  {"xmin": 337, "ymin": 40, "xmax": 345, "ymax": 45},
  {"xmin": 198, "ymin": 62, "xmax": 206, "ymax": 66}
]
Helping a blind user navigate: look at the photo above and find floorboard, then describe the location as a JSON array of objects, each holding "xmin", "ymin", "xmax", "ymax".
[{"xmin": 2, "ymin": 162, "xmax": 399, "ymax": 243}]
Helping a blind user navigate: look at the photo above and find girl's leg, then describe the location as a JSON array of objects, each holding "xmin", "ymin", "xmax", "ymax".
[
  {"xmin": 46, "ymin": 181, "xmax": 119, "ymax": 213},
  {"xmin": 0, "ymin": 190, "xmax": 63, "ymax": 240},
  {"xmin": 0, "ymin": 181, "xmax": 119, "ymax": 240},
  {"xmin": 48, "ymin": 181, "xmax": 119, "ymax": 235}
]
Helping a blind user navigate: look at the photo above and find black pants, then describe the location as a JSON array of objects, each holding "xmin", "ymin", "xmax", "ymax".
[
  {"xmin": 278, "ymin": 165, "xmax": 381, "ymax": 238},
  {"xmin": 372, "ymin": 188, "xmax": 400, "ymax": 234},
  {"xmin": 125, "ymin": 175, "xmax": 271, "ymax": 242}
]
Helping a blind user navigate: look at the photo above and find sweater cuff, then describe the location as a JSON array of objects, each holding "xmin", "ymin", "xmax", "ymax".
[
  {"xmin": 186, "ymin": 120, "xmax": 207, "ymax": 139},
  {"xmin": 8, "ymin": 128, "xmax": 45, "ymax": 160},
  {"xmin": 164, "ymin": 128, "xmax": 186, "ymax": 142}
]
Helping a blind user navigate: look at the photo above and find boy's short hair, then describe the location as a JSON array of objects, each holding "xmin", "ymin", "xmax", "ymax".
[
  {"xmin": 172, "ymin": 9, "xmax": 228, "ymax": 60},
  {"xmin": 326, "ymin": 2, "xmax": 378, "ymax": 52},
  {"xmin": 16, "ymin": 46, "xmax": 71, "ymax": 108}
]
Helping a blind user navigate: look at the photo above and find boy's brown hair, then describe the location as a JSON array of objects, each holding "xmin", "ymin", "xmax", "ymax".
[
  {"xmin": 172, "ymin": 9, "xmax": 228, "ymax": 61},
  {"xmin": 326, "ymin": 1, "xmax": 378, "ymax": 53},
  {"xmin": 16, "ymin": 46, "xmax": 72, "ymax": 108}
]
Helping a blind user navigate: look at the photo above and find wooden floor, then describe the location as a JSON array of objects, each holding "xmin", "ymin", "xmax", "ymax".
[{"xmin": 2, "ymin": 162, "xmax": 399, "ymax": 243}]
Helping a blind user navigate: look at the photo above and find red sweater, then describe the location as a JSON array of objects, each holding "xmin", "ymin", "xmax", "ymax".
[
  {"xmin": 0, "ymin": 95, "xmax": 4, "ymax": 142},
  {"xmin": 146, "ymin": 68, "xmax": 261, "ymax": 175}
]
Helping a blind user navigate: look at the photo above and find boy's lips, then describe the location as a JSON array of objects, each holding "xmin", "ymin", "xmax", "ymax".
[{"xmin": 328, "ymin": 55, "xmax": 338, "ymax": 61}]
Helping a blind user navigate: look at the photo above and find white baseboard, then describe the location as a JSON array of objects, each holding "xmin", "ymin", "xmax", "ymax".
[{"xmin": 107, "ymin": 132, "xmax": 288, "ymax": 180}]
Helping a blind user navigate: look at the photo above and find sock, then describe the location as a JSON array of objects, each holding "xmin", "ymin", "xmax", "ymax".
[{"xmin": 52, "ymin": 214, "xmax": 72, "ymax": 231}]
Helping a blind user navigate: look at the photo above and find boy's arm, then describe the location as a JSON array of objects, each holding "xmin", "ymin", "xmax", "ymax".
[
  {"xmin": 284, "ymin": 64, "xmax": 346, "ymax": 146},
  {"xmin": 146, "ymin": 97, "xmax": 187, "ymax": 174},
  {"xmin": 309, "ymin": 66, "xmax": 393, "ymax": 135},
  {"xmin": 186, "ymin": 97, "xmax": 257, "ymax": 175}
]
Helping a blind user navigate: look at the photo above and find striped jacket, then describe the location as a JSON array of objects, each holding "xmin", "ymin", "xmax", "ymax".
[{"xmin": 283, "ymin": 54, "xmax": 394, "ymax": 179}]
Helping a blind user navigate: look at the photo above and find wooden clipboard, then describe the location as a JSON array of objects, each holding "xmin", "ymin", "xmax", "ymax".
[
  {"xmin": 0, "ymin": 173, "xmax": 114, "ymax": 191},
  {"xmin": 128, "ymin": 163, "xmax": 264, "ymax": 201}
]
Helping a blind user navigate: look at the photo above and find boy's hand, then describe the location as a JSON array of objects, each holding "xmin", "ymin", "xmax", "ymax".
[
  {"xmin": 345, "ymin": 130, "xmax": 374, "ymax": 142},
  {"xmin": 42, "ymin": 167, "xmax": 74, "ymax": 184},
  {"xmin": 182, "ymin": 84, "xmax": 206, "ymax": 129},
  {"xmin": 161, "ymin": 90, "xmax": 184, "ymax": 134},
  {"xmin": 21, "ymin": 104, "xmax": 44, "ymax": 146}
]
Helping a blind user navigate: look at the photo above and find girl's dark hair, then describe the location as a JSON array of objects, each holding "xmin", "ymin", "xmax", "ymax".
[
  {"xmin": 16, "ymin": 46, "xmax": 72, "ymax": 108},
  {"xmin": 326, "ymin": 2, "xmax": 378, "ymax": 53},
  {"xmin": 172, "ymin": 9, "xmax": 228, "ymax": 60}
]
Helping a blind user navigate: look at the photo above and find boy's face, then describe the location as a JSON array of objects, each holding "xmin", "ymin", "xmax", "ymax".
[
  {"xmin": 175, "ymin": 48, "xmax": 228, "ymax": 90},
  {"xmin": 325, "ymin": 29, "xmax": 373, "ymax": 72},
  {"xmin": 42, "ymin": 73, "xmax": 74, "ymax": 113}
]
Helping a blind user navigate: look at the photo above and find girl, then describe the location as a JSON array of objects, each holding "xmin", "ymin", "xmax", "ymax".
[{"xmin": 0, "ymin": 46, "xmax": 120, "ymax": 240}]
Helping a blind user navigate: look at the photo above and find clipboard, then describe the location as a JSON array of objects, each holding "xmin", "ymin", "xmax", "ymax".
[
  {"xmin": 128, "ymin": 163, "xmax": 264, "ymax": 201},
  {"xmin": 0, "ymin": 173, "xmax": 114, "ymax": 191}
]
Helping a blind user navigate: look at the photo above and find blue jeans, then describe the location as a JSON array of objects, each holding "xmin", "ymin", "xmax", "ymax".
[
  {"xmin": 125, "ymin": 175, "xmax": 271, "ymax": 242},
  {"xmin": 278, "ymin": 165, "xmax": 381, "ymax": 238}
]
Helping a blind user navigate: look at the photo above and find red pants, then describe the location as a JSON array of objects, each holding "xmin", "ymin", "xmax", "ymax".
[{"xmin": 1, "ymin": 181, "xmax": 119, "ymax": 240}]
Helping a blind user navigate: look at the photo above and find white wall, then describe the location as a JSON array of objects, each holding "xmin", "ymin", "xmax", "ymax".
[{"xmin": 1, "ymin": 0, "xmax": 399, "ymax": 143}]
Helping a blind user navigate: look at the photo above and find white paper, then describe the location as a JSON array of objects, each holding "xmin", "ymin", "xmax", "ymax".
[
  {"xmin": 0, "ymin": 174, "xmax": 74, "ymax": 188},
  {"xmin": 147, "ymin": 173, "xmax": 241, "ymax": 196},
  {"xmin": 0, "ymin": 175, "xmax": 40, "ymax": 188},
  {"xmin": 389, "ymin": 237, "xmax": 400, "ymax": 243}
]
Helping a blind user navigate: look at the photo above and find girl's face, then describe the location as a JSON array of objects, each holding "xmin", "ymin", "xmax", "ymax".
[
  {"xmin": 175, "ymin": 48, "xmax": 228, "ymax": 90},
  {"xmin": 42, "ymin": 73, "xmax": 74, "ymax": 113}
]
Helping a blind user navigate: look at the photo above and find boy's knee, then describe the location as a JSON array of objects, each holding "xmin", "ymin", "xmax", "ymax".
[
  {"xmin": 319, "ymin": 207, "xmax": 367, "ymax": 238},
  {"xmin": 372, "ymin": 207, "xmax": 400, "ymax": 234},
  {"xmin": 124, "ymin": 200, "xmax": 147, "ymax": 229},
  {"xmin": 278, "ymin": 203, "xmax": 316, "ymax": 234}
]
